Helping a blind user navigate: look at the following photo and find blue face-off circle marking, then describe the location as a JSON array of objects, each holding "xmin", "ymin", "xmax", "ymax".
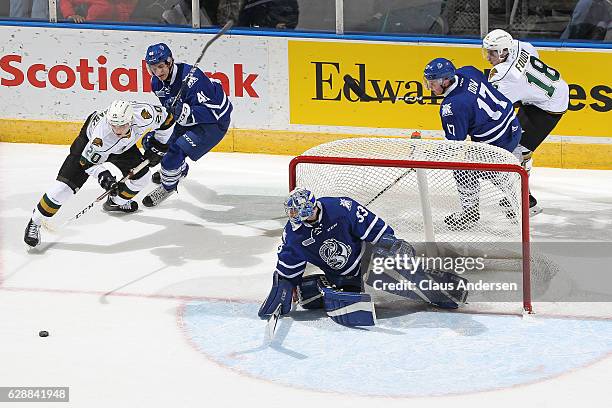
[{"xmin": 182, "ymin": 301, "xmax": 612, "ymax": 397}]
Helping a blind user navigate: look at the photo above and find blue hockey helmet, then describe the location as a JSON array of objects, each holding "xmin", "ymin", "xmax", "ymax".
[
  {"xmin": 145, "ymin": 43, "xmax": 173, "ymax": 65},
  {"xmin": 423, "ymin": 58, "xmax": 456, "ymax": 81},
  {"xmin": 285, "ymin": 188, "xmax": 318, "ymax": 225}
]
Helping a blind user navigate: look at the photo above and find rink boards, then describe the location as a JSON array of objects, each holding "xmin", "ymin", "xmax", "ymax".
[{"xmin": 0, "ymin": 23, "xmax": 611, "ymax": 169}]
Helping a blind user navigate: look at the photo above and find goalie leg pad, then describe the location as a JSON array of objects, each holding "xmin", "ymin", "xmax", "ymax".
[
  {"xmin": 369, "ymin": 236, "xmax": 468, "ymax": 309},
  {"xmin": 258, "ymin": 273, "xmax": 294, "ymax": 318},
  {"xmin": 317, "ymin": 276, "xmax": 376, "ymax": 327},
  {"xmin": 296, "ymin": 275, "xmax": 324, "ymax": 309}
]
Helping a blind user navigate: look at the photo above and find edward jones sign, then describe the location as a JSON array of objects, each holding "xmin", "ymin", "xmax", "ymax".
[{"xmin": 288, "ymin": 41, "xmax": 611, "ymax": 138}]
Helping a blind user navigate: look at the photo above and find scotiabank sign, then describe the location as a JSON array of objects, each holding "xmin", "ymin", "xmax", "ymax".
[
  {"xmin": 288, "ymin": 40, "xmax": 612, "ymax": 138},
  {"xmin": 0, "ymin": 54, "xmax": 259, "ymax": 98}
]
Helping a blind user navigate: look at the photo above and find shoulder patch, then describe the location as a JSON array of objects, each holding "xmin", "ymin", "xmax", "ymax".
[
  {"xmin": 441, "ymin": 103, "xmax": 453, "ymax": 117},
  {"xmin": 140, "ymin": 108, "xmax": 152, "ymax": 120},
  {"xmin": 339, "ymin": 198, "xmax": 352, "ymax": 211},
  {"xmin": 488, "ymin": 67, "xmax": 497, "ymax": 80},
  {"xmin": 92, "ymin": 137, "xmax": 103, "ymax": 147}
]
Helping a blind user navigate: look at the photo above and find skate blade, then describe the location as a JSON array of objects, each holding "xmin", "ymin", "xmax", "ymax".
[
  {"xmin": 25, "ymin": 242, "xmax": 41, "ymax": 252},
  {"xmin": 529, "ymin": 205, "xmax": 543, "ymax": 217}
]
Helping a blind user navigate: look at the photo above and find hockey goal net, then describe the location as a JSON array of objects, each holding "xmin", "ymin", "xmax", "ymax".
[{"xmin": 289, "ymin": 137, "xmax": 533, "ymax": 313}]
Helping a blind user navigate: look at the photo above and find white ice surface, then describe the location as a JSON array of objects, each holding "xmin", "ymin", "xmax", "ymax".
[{"xmin": 0, "ymin": 143, "xmax": 611, "ymax": 407}]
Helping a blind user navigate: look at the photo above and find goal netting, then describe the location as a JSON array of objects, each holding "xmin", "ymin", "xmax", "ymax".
[{"xmin": 289, "ymin": 137, "xmax": 535, "ymax": 312}]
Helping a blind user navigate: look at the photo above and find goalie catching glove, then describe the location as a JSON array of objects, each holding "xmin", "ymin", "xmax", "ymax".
[{"xmin": 142, "ymin": 132, "xmax": 169, "ymax": 167}]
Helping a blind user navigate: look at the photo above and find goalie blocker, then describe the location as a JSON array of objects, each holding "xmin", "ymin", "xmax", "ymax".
[{"xmin": 258, "ymin": 189, "xmax": 468, "ymax": 327}]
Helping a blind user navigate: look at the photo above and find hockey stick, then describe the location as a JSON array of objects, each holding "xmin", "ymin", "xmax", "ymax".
[
  {"xmin": 170, "ymin": 19, "xmax": 234, "ymax": 109},
  {"xmin": 366, "ymin": 170, "xmax": 414, "ymax": 207},
  {"xmin": 266, "ymin": 303, "xmax": 283, "ymax": 341},
  {"xmin": 366, "ymin": 133, "xmax": 424, "ymax": 207},
  {"xmin": 343, "ymin": 75, "xmax": 442, "ymax": 103},
  {"xmin": 42, "ymin": 159, "xmax": 150, "ymax": 232}
]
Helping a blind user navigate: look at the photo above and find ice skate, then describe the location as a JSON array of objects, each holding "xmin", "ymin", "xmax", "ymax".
[
  {"xmin": 24, "ymin": 218, "xmax": 41, "ymax": 248},
  {"xmin": 444, "ymin": 206, "xmax": 480, "ymax": 231},
  {"xmin": 142, "ymin": 185, "xmax": 176, "ymax": 207},
  {"xmin": 529, "ymin": 193, "xmax": 542, "ymax": 217},
  {"xmin": 103, "ymin": 196, "xmax": 138, "ymax": 213}
]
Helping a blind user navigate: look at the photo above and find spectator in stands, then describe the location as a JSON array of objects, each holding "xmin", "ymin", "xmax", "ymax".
[
  {"xmin": 217, "ymin": 0, "xmax": 242, "ymax": 25},
  {"xmin": 158, "ymin": 0, "xmax": 241, "ymax": 27},
  {"xmin": 561, "ymin": 0, "xmax": 612, "ymax": 40},
  {"xmin": 60, "ymin": 0, "xmax": 138, "ymax": 23},
  {"xmin": 160, "ymin": 0, "xmax": 214, "ymax": 26},
  {"xmin": 10, "ymin": 0, "xmax": 49, "ymax": 19},
  {"xmin": 239, "ymin": 0, "xmax": 299, "ymax": 29}
]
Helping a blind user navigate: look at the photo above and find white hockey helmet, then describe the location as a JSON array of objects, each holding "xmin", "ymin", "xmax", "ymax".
[
  {"xmin": 106, "ymin": 100, "xmax": 134, "ymax": 127},
  {"xmin": 482, "ymin": 29, "xmax": 514, "ymax": 63}
]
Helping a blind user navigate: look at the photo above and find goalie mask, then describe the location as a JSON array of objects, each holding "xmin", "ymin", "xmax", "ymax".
[{"xmin": 284, "ymin": 188, "xmax": 318, "ymax": 225}]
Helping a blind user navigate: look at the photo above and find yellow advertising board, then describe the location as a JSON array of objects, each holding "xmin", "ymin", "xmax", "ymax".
[{"xmin": 288, "ymin": 40, "xmax": 611, "ymax": 138}]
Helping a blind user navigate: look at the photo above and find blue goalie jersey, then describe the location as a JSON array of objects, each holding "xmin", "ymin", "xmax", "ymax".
[
  {"xmin": 440, "ymin": 66, "xmax": 521, "ymax": 152},
  {"xmin": 275, "ymin": 197, "xmax": 394, "ymax": 285},
  {"xmin": 151, "ymin": 62, "xmax": 232, "ymax": 125}
]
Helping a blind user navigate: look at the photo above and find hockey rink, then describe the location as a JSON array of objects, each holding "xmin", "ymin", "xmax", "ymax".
[{"xmin": 1, "ymin": 142, "xmax": 611, "ymax": 407}]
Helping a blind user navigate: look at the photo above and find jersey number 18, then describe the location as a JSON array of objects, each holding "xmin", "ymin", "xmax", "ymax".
[{"xmin": 525, "ymin": 56, "xmax": 560, "ymax": 98}]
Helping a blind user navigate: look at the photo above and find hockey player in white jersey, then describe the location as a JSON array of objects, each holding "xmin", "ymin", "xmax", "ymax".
[
  {"xmin": 258, "ymin": 188, "xmax": 468, "ymax": 327},
  {"xmin": 483, "ymin": 29, "xmax": 569, "ymax": 215},
  {"xmin": 23, "ymin": 100, "xmax": 175, "ymax": 248}
]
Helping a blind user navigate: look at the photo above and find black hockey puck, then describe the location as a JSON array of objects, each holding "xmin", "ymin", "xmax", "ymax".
[{"xmin": 39, "ymin": 330, "xmax": 49, "ymax": 337}]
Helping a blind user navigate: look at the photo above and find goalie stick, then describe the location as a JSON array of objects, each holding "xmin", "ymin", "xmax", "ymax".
[
  {"xmin": 169, "ymin": 19, "xmax": 234, "ymax": 109},
  {"xmin": 266, "ymin": 303, "xmax": 283, "ymax": 341},
  {"xmin": 42, "ymin": 159, "xmax": 150, "ymax": 232},
  {"xmin": 343, "ymin": 74, "xmax": 442, "ymax": 104}
]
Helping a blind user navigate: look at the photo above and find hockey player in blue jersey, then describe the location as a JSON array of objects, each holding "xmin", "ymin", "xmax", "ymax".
[
  {"xmin": 142, "ymin": 43, "xmax": 233, "ymax": 207},
  {"xmin": 258, "ymin": 188, "xmax": 469, "ymax": 327},
  {"xmin": 423, "ymin": 58, "xmax": 523, "ymax": 230}
]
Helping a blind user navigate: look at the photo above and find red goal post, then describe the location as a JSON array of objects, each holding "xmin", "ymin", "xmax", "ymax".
[{"xmin": 289, "ymin": 138, "xmax": 532, "ymax": 313}]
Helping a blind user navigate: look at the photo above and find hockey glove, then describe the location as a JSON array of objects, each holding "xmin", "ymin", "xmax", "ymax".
[
  {"xmin": 97, "ymin": 170, "xmax": 117, "ymax": 195},
  {"xmin": 258, "ymin": 272, "xmax": 295, "ymax": 318},
  {"xmin": 173, "ymin": 102, "xmax": 192, "ymax": 126},
  {"xmin": 142, "ymin": 132, "xmax": 168, "ymax": 167}
]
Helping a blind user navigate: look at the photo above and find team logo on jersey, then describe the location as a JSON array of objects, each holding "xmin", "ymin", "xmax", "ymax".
[
  {"xmin": 339, "ymin": 198, "xmax": 352, "ymax": 211},
  {"xmin": 141, "ymin": 109, "xmax": 152, "ymax": 120},
  {"xmin": 319, "ymin": 238, "xmax": 351, "ymax": 270},
  {"xmin": 92, "ymin": 138, "xmax": 103, "ymax": 147},
  {"xmin": 302, "ymin": 225, "xmax": 323, "ymax": 246},
  {"xmin": 441, "ymin": 103, "xmax": 453, "ymax": 117}
]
